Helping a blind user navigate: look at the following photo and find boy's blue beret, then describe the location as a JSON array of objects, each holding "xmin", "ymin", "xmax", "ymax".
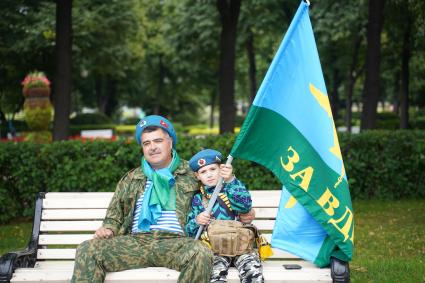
[
  {"xmin": 135, "ymin": 115, "xmax": 177, "ymax": 147},
  {"xmin": 189, "ymin": 149, "xmax": 223, "ymax": 172}
]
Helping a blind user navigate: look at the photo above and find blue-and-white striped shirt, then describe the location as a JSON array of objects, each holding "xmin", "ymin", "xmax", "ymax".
[{"xmin": 132, "ymin": 180, "xmax": 183, "ymax": 234}]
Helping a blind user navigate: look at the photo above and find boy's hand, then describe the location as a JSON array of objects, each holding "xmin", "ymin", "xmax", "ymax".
[
  {"xmin": 220, "ymin": 164, "xmax": 234, "ymax": 183},
  {"xmin": 196, "ymin": 211, "xmax": 211, "ymax": 225},
  {"xmin": 239, "ymin": 208, "xmax": 255, "ymax": 224}
]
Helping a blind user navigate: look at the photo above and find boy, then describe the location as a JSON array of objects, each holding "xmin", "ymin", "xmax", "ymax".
[{"xmin": 186, "ymin": 149, "xmax": 264, "ymax": 283}]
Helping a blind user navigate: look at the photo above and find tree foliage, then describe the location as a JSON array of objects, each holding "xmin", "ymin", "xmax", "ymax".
[{"xmin": 0, "ymin": 0, "xmax": 424, "ymax": 134}]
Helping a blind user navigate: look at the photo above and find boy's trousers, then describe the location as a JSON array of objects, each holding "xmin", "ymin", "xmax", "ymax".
[
  {"xmin": 71, "ymin": 231, "xmax": 213, "ymax": 283},
  {"xmin": 211, "ymin": 251, "xmax": 264, "ymax": 283}
]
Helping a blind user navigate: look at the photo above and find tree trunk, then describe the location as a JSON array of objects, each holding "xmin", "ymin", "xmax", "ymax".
[
  {"xmin": 96, "ymin": 76, "xmax": 118, "ymax": 117},
  {"xmin": 217, "ymin": 0, "xmax": 241, "ymax": 134},
  {"xmin": 53, "ymin": 0, "xmax": 72, "ymax": 141},
  {"xmin": 400, "ymin": 18, "xmax": 411, "ymax": 129},
  {"xmin": 345, "ymin": 76, "xmax": 353, "ymax": 134},
  {"xmin": 0, "ymin": 108, "xmax": 7, "ymax": 138},
  {"xmin": 345, "ymin": 35, "xmax": 362, "ymax": 133},
  {"xmin": 209, "ymin": 90, "xmax": 217, "ymax": 128},
  {"xmin": 246, "ymin": 31, "xmax": 257, "ymax": 103},
  {"xmin": 392, "ymin": 71, "xmax": 400, "ymax": 115},
  {"xmin": 104, "ymin": 78, "xmax": 117, "ymax": 117},
  {"xmin": 154, "ymin": 55, "xmax": 164, "ymax": 115},
  {"xmin": 96, "ymin": 76, "xmax": 106, "ymax": 114},
  {"xmin": 360, "ymin": 0, "xmax": 386, "ymax": 131},
  {"xmin": 330, "ymin": 68, "xmax": 341, "ymax": 120}
]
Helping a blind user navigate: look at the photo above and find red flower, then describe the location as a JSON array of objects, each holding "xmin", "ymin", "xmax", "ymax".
[{"xmin": 21, "ymin": 71, "xmax": 51, "ymax": 87}]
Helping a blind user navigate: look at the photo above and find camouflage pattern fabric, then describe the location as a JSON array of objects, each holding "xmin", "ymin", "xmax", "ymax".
[
  {"xmin": 72, "ymin": 160, "xmax": 214, "ymax": 283},
  {"xmin": 71, "ymin": 231, "xmax": 213, "ymax": 283},
  {"xmin": 103, "ymin": 160, "xmax": 199, "ymax": 236},
  {"xmin": 186, "ymin": 178, "xmax": 252, "ymax": 237},
  {"xmin": 210, "ymin": 251, "xmax": 264, "ymax": 283}
]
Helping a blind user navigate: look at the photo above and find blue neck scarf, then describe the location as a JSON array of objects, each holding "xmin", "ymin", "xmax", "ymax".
[{"xmin": 137, "ymin": 149, "xmax": 180, "ymax": 231}]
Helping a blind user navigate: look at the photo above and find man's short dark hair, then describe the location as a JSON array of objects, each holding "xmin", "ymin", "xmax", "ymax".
[
  {"xmin": 142, "ymin": 126, "xmax": 171, "ymax": 139},
  {"xmin": 143, "ymin": 126, "xmax": 161, "ymax": 133}
]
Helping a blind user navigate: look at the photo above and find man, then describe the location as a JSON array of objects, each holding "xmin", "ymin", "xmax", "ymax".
[{"xmin": 71, "ymin": 115, "xmax": 213, "ymax": 283}]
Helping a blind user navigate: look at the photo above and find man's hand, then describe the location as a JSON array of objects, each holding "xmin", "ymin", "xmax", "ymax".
[
  {"xmin": 239, "ymin": 208, "xmax": 255, "ymax": 224},
  {"xmin": 220, "ymin": 164, "xmax": 234, "ymax": 183},
  {"xmin": 94, "ymin": 227, "xmax": 114, "ymax": 239},
  {"xmin": 196, "ymin": 211, "xmax": 211, "ymax": 226}
]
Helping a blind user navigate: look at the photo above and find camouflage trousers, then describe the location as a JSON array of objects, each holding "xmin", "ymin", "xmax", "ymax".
[
  {"xmin": 71, "ymin": 231, "xmax": 213, "ymax": 283},
  {"xmin": 211, "ymin": 251, "xmax": 264, "ymax": 283}
]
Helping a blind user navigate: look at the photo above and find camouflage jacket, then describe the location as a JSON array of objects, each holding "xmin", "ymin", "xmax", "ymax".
[
  {"xmin": 102, "ymin": 160, "xmax": 199, "ymax": 236},
  {"xmin": 185, "ymin": 178, "xmax": 252, "ymax": 237}
]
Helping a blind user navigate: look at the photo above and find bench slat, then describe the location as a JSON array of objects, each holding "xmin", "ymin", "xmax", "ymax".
[
  {"xmin": 42, "ymin": 209, "xmax": 107, "ymax": 220},
  {"xmin": 32, "ymin": 260, "xmax": 318, "ymax": 270},
  {"xmin": 36, "ymin": 248, "xmax": 298, "ymax": 260},
  {"xmin": 42, "ymin": 191, "xmax": 282, "ymax": 209},
  {"xmin": 44, "ymin": 191, "xmax": 282, "ymax": 200},
  {"xmin": 39, "ymin": 234, "xmax": 93, "ymax": 245},
  {"xmin": 43, "ymin": 198, "xmax": 281, "ymax": 209},
  {"xmin": 40, "ymin": 221, "xmax": 103, "ymax": 232},
  {"xmin": 249, "ymin": 190, "xmax": 281, "ymax": 199},
  {"xmin": 43, "ymin": 199, "xmax": 111, "ymax": 209},
  {"xmin": 250, "ymin": 207, "xmax": 278, "ymax": 219},
  {"xmin": 250, "ymin": 191, "xmax": 281, "ymax": 207},
  {"xmin": 41, "ymin": 208, "xmax": 278, "ymax": 220},
  {"xmin": 38, "ymin": 234, "xmax": 276, "ymax": 246},
  {"xmin": 37, "ymin": 249, "xmax": 76, "ymax": 259},
  {"xmin": 45, "ymin": 192, "xmax": 114, "ymax": 199},
  {"xmin": 40, "ymin": 220, "xmax": 275, "ymax": 232},
  {"xmin": 12, "ymin": 267, "xmax": 331, "ymax": 283}
]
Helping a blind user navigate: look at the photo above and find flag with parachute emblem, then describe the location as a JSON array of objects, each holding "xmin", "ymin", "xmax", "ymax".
[{"xmin": 230, "ymin": 1, "xmax": 354, "ymax": 267}]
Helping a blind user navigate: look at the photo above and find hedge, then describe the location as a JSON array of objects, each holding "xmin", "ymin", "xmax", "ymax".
[{"xmin": 0, "ymin": 130, "xmax": 424, "ymax": 223}]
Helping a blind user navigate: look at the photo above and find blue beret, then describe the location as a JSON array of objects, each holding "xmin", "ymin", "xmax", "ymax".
[
  {"xmin": 135, "ymin": 115, "xmax": 177, "ymax": 147},
  {"xmin": 189, "ymin": 149, "xmax": 223, "ymax": 172}
]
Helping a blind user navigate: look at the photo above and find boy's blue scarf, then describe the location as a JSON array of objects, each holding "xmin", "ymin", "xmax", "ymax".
[{"xmin": 137, "ymin": 149, "xmax": 180, "ymax": 231}]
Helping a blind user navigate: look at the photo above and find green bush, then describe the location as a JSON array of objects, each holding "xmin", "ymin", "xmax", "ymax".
[
  {"xmin": 70, "ymin": 113, "xmax": 112, "ymax": 125},
  {"xmin": 340, "ymin": 130, "xmax": 425, "ymax": 200},
  {"xmin": 375, "ymin": 112, "xmax": 400, "ymax": 129},
  {"xmin": 411, "ymin": 117, "xmax": 425, "ymax": 129},
  {"xmin": 0, "ymin": 140, "xmax": 139, "ymax": 222},
  {"xmin": 0, "ymin": 130, "xmax": 424, "ymax": 223},
  {"xmin": 121, "ymin": 117, "xmax": 140, "ymax": 125},
  {"xmin": 413, "ymin": 108, "xmax": 425, "ymax": 118}
]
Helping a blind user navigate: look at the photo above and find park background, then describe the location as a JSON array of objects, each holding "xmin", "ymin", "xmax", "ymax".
[{"xmin": 0, "ymin": 0, "xmax": 424, "ymax": 282}]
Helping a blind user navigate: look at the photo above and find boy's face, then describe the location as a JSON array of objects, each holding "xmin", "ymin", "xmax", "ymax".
[{"xmin": 195, "ymin": 163, "xmax": 220, "ymax": 187}]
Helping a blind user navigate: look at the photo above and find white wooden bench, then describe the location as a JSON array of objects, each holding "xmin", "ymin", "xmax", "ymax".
[{"xmin": 0, "ymin": 191, "xmax": 334, "ymax": 282}]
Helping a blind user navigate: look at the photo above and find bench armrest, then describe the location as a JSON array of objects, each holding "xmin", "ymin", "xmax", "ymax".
[
  {"xmin": 0, "ymin": 193, "xmax": 45, "ymax": 283},
  {"xmin": 0, "ymin": 247, "xmax": 38, "ymax": 282}
]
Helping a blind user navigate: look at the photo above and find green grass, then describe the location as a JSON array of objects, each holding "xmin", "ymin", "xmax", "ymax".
[
  {"xmin": 0, "ymin": 221, "xmax": 32, "ymax": 254},
  {"xmin": 1, "ymin": 200, "xmax": 424, "ymax": 282},
  {"xmin": 350, "ymin": 199, "xmax": 425, "ymax": 283}
]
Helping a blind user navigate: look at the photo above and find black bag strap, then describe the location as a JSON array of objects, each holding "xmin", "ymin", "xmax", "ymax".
[{"xmin": 200, "ymin": 186, "xmax": 236, "ymax": 219}]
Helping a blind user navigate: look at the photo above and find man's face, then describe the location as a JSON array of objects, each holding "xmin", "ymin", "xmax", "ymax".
[
  {"xmin": 141, "ymin": 128, "xmax": 173, "ymax": 169},
  {"xmin": 195, "ymin": 163, "xmax": 220, "ymax": 187}
]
